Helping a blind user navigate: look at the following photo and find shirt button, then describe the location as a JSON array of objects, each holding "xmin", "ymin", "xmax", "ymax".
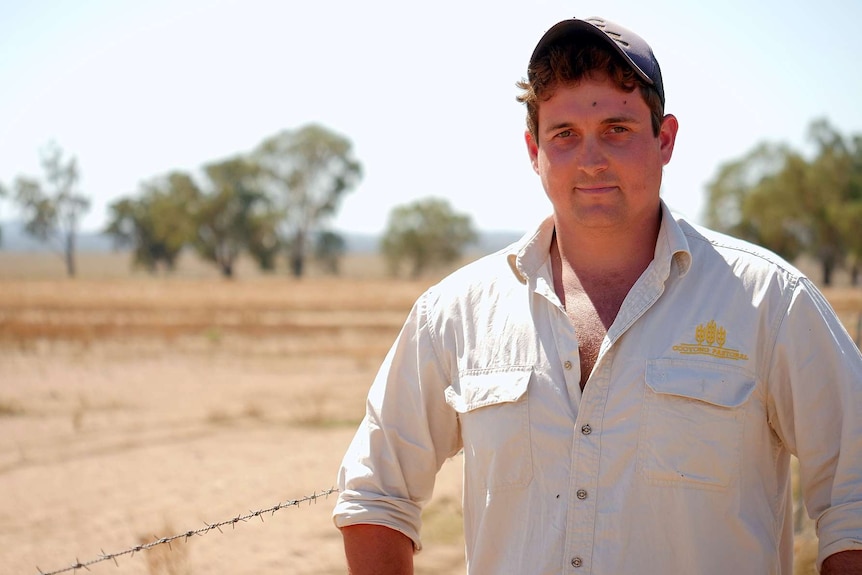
[
  {"xmin": 571, "ymin": 556, "xmax": 583, "ymax": 568},
  {"xmin": 576, "ymin": 489, "xmax": 587, "ymax": 500},
  {"xmin": 564, "ymin": 360, "xmax": 573, "ymax": 370},
  {"xmin": 581, "ymin": 424, "xmax": 592, "ymax": 435}
]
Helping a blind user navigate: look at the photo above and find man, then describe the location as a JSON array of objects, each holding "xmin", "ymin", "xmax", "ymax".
[{"xmin": 333, "ymin": 16, "xmax": 862, "ymax": 574}]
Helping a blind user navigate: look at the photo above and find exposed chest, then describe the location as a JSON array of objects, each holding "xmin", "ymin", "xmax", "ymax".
[{"xmin": 563, "ymin": 287, "xmax": 629, "ymax": 390}]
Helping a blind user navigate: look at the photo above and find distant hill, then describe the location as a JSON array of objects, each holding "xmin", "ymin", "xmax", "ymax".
[
  {"xmin": 0, "ymin": 220, "xmax": 523, "ymax": 256},
  {"xmin": 473, "ymin": 230, "xmax": 524, "ymax": 254},
  {"xmin": 0, "ymin": 221, "xmax": 117, "ymax": 252}
]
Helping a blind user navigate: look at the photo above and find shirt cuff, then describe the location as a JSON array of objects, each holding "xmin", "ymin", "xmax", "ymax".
[
  {"xmin": 817, "ymin": 500, "xmax": 862, "ymax": 569},
  {"xmin": 333, "ymin": 492, "xmax": 423, "ymax": 552}
]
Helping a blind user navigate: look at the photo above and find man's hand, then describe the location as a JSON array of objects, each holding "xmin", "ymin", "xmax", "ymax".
[
  {"xmin": 822, "ymin": 550, "xmax": 862, "ymax": 575},
  {"xmin": 341, "ymin": 523, "xmax": 414, "ymax": 575}
]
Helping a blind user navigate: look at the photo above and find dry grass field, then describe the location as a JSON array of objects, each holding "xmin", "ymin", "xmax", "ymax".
[
  {"xmin": 1, "ymin": 251, "xmax": 859, "ymax": 575},
  {"xmin": 0, "ymin": 252, "xmax": 468, "ymax": 575}
]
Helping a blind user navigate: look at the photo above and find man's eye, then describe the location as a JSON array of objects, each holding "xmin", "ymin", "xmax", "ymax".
[
  {"xmin": 555, "ymin": 130, "xmax": 572, "ymax": 138},
  {"xmin": 608, "ymin": 126, "xmax": 629, "ymax": 134}
]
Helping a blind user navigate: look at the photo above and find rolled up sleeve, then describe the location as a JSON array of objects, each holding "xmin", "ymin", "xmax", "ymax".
[
  {"xmin": 767, "ymin": 278, "xmax": 862, "ymax": 568},
  {"xmin": 332, "ymin": 289, "xmax": 461, "ymax": 551}
]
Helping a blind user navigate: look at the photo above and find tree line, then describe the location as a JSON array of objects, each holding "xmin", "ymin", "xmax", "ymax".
[
  {"xmin": 106, "ymin": 124, "xmax": 362, "ymax": 278},
  {"xmin": 705, "ymin": 118, "xmax": 862, "ymax": 286},
  {"xmin": 0, "ymin": 124, "xmax": 479, "ymax": 279},
  {"xmin": 14, "ymin": 118, "xmax": 855, "ymax": 284}
]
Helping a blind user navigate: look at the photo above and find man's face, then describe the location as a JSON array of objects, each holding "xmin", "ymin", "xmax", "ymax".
[{"xmin": 525, "ymin": 75, "xmax": 677, "ymax": 234}]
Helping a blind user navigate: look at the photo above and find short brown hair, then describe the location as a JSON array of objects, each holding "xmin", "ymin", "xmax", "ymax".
[{"xmin": 516, "ymin": 40, "xmax": 664, "ymax": 141}]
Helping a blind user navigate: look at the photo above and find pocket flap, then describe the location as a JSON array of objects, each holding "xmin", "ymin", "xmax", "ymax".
[
  {"xmin": 445, "ymin": 368, "xmax": 532, "ymax": 413},
  {"xmin": 645, "ymin": 359, "xmax": 755, "ymax": 408}
]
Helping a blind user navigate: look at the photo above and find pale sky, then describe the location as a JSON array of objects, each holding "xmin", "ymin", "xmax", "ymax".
[{"xmin": 1, "ymin": 0, "xmax": 860, "ymax": 236}]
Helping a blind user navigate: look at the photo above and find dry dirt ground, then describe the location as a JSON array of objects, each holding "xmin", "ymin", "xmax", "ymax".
[
  {"xmin": 0, "ymin": 264, "xmax": 467, "ymax": 575},
  {"xmin": 2, "ymin": 252, "xmax": 859, "ymax": 575}
]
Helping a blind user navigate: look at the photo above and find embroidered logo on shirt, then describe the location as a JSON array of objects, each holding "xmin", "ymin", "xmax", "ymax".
[{"xmin": 672, "ymin": 320, "xmax": 749, "ymax": 361}]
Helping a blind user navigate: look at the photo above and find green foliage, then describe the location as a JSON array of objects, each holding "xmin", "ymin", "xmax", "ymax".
[
  {"xmin": 838, "ymin": 178, "xmax": 862, "ymax": 285},
  {"xmin": 10, "ymin": 142, "xmax": 90, "ymax": 277},
  {"xmin": 705, "ymin": 143, "xmax": 793, "ymax": 251},
  {"xmin": 381, "ymin": 197, "xmax": 478, "ymax": 278},
  {"xmin": 314, "ymin": 230, "xmax": 346, "ymax": 275},
  {"xmin": 104, "ymin": 172, "xmax": 200, "ymax": 273},
  {"xmin": 100, "ymin": 123, "xmax": 360, "ymax": 278},
  {"xmin": 194, "ymin": 156, "xmax": 270, "ymax": 278},
  {"xmin": 244, "ymin": 209, "xmax": 283, "ymax": 272},
  {"xmin": 705, "ymin": 119, "xmax": 862, "ymax": 285},
  {"xmin": 254, "ymin": 124, "xmax": 363, "ymax": 277}
]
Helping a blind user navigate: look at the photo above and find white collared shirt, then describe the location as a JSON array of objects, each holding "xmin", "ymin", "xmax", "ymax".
[{"xmin": 333, "ymin": 203, "xmax": 862, "ymax": 574}]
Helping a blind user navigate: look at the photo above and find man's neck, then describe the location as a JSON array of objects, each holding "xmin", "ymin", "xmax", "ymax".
[
  {"xmin": 549, "ymin": 216, "xmax": 661, "ymax": 388},
  {"xmin": 551, "ymin": 213, "xmax": 661, "ymax": 288}
]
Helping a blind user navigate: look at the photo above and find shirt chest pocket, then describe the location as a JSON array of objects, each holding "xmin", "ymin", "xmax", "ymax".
[
  {"xmin": 445, "ymin": 368, "xmax": 533, "ymax": 491},
  {"xmin": 638, "ymin": 359, "xmax": 756, "ymax": 491}
]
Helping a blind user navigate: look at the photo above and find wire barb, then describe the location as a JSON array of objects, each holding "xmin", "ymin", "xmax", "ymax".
[{"xmin": 35, "ymin": 487, "xmax": 338, "ymax": 575}]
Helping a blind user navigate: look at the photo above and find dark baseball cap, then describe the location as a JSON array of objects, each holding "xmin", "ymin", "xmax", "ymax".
[{"xmin": 528, "ymin": 16, "xmax": 665, "ymax": 106}]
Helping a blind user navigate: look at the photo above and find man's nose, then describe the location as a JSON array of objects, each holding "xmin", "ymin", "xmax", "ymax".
[{"xmin": 577, "ymin": 137, "xmax": 608, "ymax": 175}]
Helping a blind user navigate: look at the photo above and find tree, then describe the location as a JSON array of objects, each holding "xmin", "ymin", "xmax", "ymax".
[
  {"xmin": 11, "ymin": 142, "xmax": 90, "ymax": 277},
  {"xmin": 244, "ymin": 208, "xmax": 283, "ymax": 272},
  {"xmin": 381, "ymin": 197, "xmax": 478, "ymax": 278},
  {"xmin": 314, "ymin": 230, "xmax": 347, "ymax": 275},
  {"xmin": 104, "ymin": 172, "xmax": 201, "ymax": 273},
  {"xmin": 193, "ymin": 156, "xmax": 271, "ymax": 278},
  {"xmin": 705, "ymin": 142, "xmax": 801, "ymax": 256},
  {"xmin": 843, "ymin": 134, "xmax": 862, "ymax": 285},
  {"xmin": 794, "ymin": 119, "xmax": 856, "ymax": 285},
  {"xmin": 705, "ymin": 119, "xmax": 862, "ymax": 286},
  {"xmin": 255, "ymin": 124, "xmax": 362, "ymax": 277}
]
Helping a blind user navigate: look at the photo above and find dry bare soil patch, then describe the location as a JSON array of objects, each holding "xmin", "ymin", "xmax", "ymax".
[
  {"xmin": 0, "ymin": 275, "xmax": 466, "ymax": 575},
  {"xmin": 0, "ymin": 254, "xmax": 858, "ymax": 574}
]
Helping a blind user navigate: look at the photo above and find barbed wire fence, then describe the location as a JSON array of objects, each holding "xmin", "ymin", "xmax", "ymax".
[
  {"xmin": 22, "ymin": 313, "xmax": 862, "ymax": 575},
  {"xmin": 35, "ymin": 487, "xmax": 338, "ymax": 575}
]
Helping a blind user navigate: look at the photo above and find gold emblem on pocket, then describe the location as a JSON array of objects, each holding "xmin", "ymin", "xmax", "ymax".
[{"xmin": 673, "ymin": 320, "xmax": 749, "ymax": 361}]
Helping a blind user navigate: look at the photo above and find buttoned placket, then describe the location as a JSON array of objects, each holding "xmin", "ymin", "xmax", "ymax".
[
  {"xmin": 536, "ymin": 272, "xmax": 604, "ymax": 573},
  {"xmin": 562, "ymin": 344, "xmax": 611, "ymax": 572},
  {"xmin": 556, "ymin": 254, "xmax": 672, "ymax": 573}
]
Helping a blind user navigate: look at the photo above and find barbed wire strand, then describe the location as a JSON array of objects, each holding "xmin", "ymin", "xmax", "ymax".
[{"xmin": 35, "ymin": 487, "xmax": 339, "ymax": 575}]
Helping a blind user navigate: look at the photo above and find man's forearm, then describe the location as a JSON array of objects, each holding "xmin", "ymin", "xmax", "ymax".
[
  {"xmin": 822, "ymin": 550, "xmax": 862, "ymax": 575},
  {"xmin": 341, "ymin": 523, "xmax": 414, "ymax": 575}
]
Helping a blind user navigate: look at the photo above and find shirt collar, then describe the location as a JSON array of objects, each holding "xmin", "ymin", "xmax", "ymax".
[
  {"xmin": 657, "ymin": 201, "xmax": 693, "ymax": 278},
  {"xmin": 506, "ymin": 201, "xmax": 692, "ymax": 284},
  {"xmin": 506, "ymin": 216, "xmax": 555, "ymax": 284}
]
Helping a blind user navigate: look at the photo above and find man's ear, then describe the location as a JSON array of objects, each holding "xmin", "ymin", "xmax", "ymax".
[
  {"xmin": 659, "ymin": 114, "xmax": 679, "ymax": 166},
  {"xmin": 525, "ymin": 130, "xmax": 540, "ymax": 174}
]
